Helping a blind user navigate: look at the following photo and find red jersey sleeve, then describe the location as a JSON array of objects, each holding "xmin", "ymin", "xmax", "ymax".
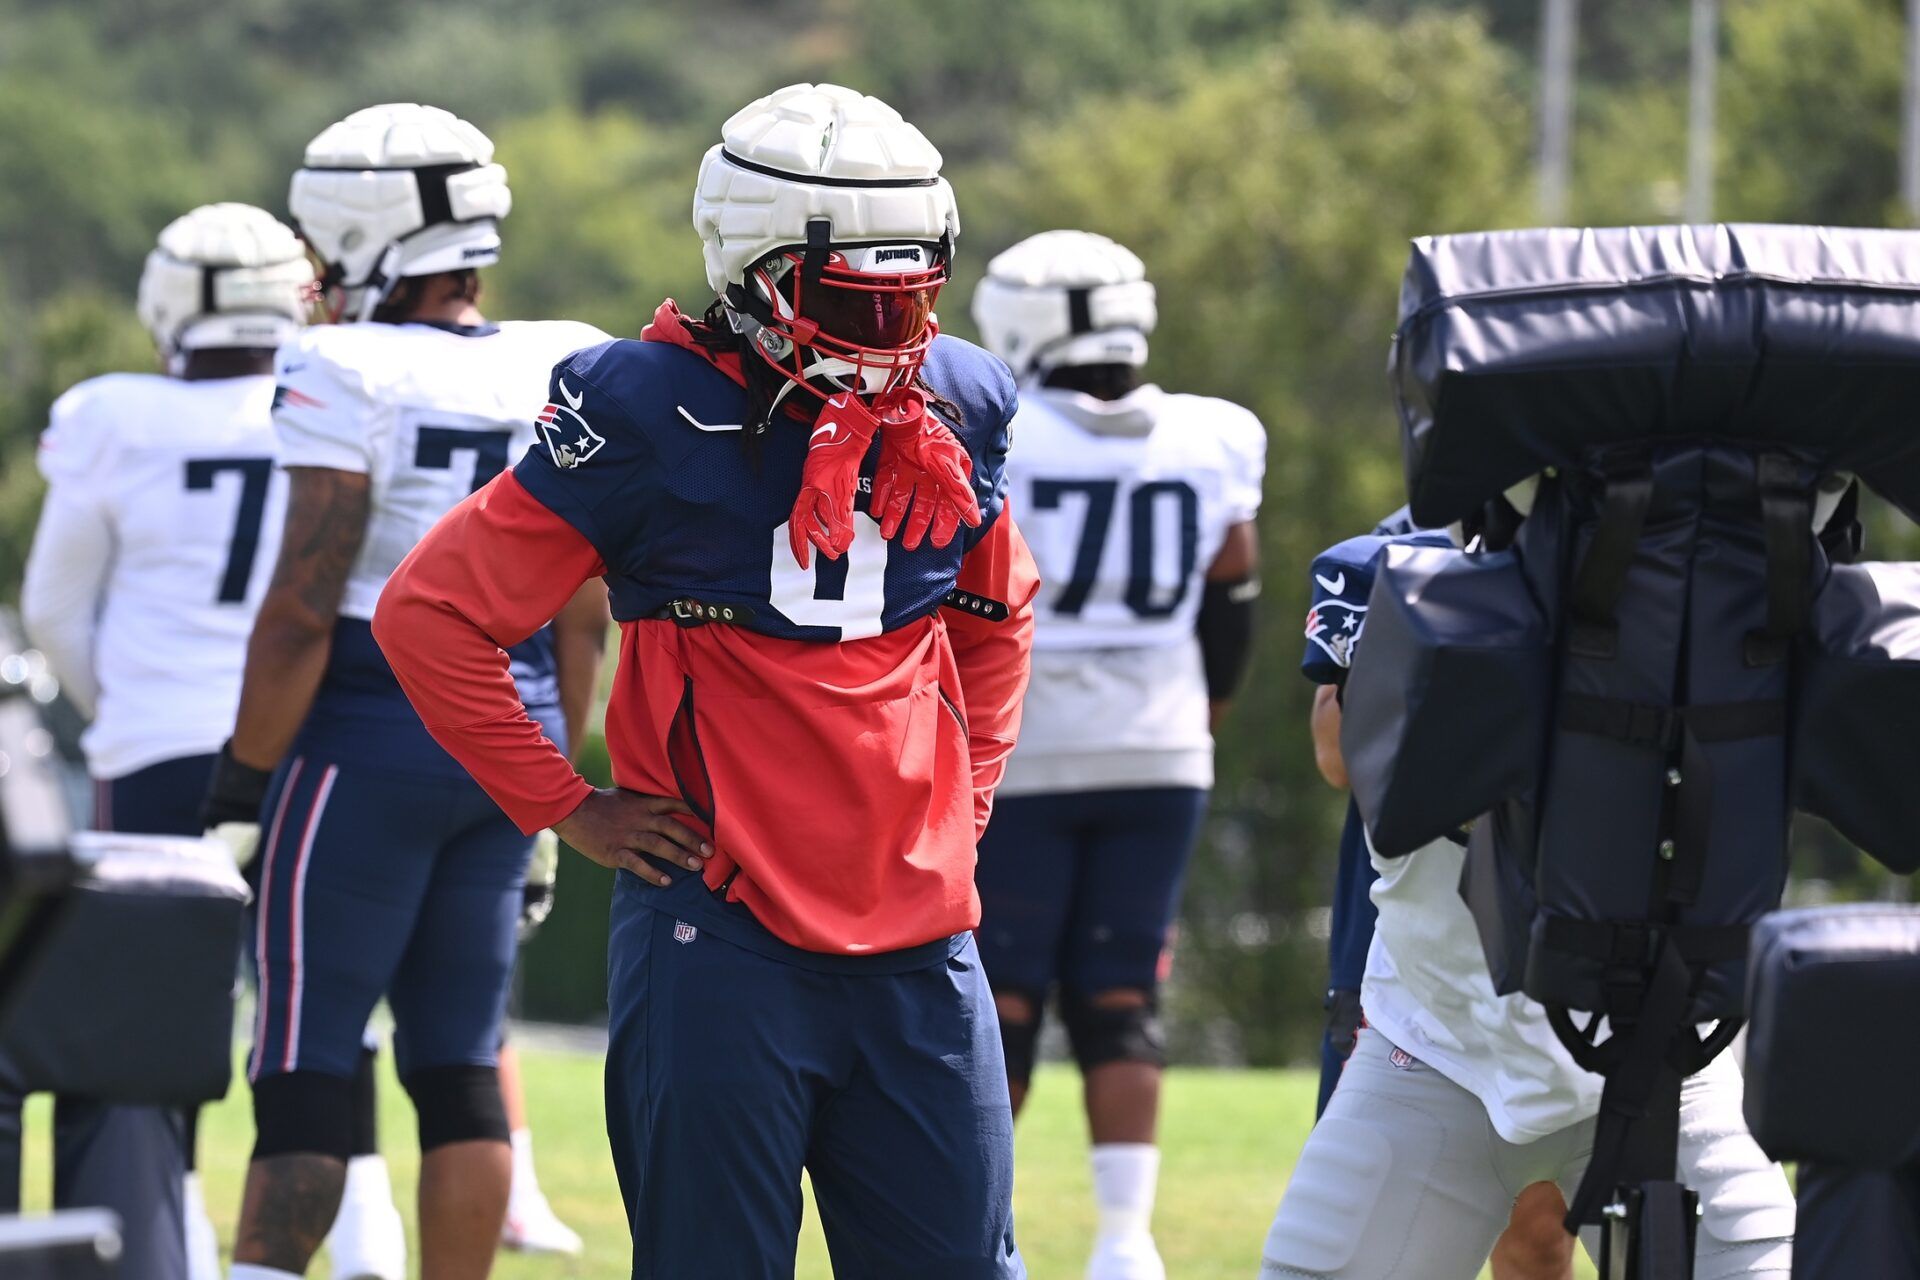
[
  {"xmin": 944, "ymin": 510, "xmax": 1040, "ymax": 839},
  {"xmin": 373, "ymin": 470, "xmax": 605, "ymax": 834}
]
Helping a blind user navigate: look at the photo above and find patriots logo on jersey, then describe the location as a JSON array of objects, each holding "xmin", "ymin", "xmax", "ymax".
[
  {"xmin": 271, "ymin": 384, "xmax": 326, "ymax": 412},
  {"xmin": 1304, "ymin": 598, "xmax": 1366, "ymax": 668},
  {"xmin": 535, "ymin": 396, "xmax": 605, "ymax": 471}
]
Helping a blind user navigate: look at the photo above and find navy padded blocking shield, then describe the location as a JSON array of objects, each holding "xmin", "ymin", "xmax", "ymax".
[
  {"xmin": 1521, "ymin": 445, "xmax": 1796, "ymax": 1020},
  {"xmin": 1794, "ymin": 563, "xmax": 1920, "ymax": 873},
  {"xmin": 1392, "ymin": 224, "xmax": 1920, "ymax": 528},
  {"xmin": 1745, "ymin": 905, "xmax": 1920, "ymax": 1167},
  {"xmin": 1340, "ymin": 543, "xmax": 1551, "ymax": 857},
  {"xmin": 0, "ymin": 834, "xmax": 246, "ymax": 1106}
]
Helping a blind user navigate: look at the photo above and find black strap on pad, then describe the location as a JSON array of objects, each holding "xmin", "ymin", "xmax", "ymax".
[
  {"xmin": 1563, "ymin": 937, "xmax": 1694, "ymax": 1231},
  {"xmin": 1746, "ymin": 452, "xmax": 1814, "ymax": 666},
  {"xmin": 1568, "ymin": 457, "xmax": 1654, "ymax": 660}
]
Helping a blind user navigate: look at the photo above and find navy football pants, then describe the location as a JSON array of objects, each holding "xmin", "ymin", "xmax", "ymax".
[
  {"xmin": 973, "ymin": 786, "xmax": 1208, "ymax": 999},
  {"xmin": 605, "ymin": 873, "xmax": 1024, "ymax": 1279},
  {"xmin": 251, "ymin": 753, "xmax": 529, "ymax": 1084}
]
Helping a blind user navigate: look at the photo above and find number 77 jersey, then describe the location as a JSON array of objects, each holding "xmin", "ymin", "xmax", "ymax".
[
  {"xmin": 1006, "ymin": 384, "xmax": 1266, "ymax": 650},
  {"xmin": 32, "ymin": 372, "xmax": 290, "ymax": 779}
]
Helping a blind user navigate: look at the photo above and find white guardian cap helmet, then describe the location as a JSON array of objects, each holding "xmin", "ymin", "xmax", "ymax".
[
  {"xmin": 135, "ymin": 202, "xmax": 315, "ymax": 367},
  {"xmin": 693, "ymin": 83, "xmax": 961, "ymax": 399},
  {"xmin": 289, "ymin": 102, "xmax": 511, "ymax": 322},
  {"xmin": 971, "ymin": 229, "xmax": 1158, "ymax": 380}
]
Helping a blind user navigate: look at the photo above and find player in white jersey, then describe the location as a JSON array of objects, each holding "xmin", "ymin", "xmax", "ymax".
[
  {"xmin": 194, "ymin": 105, "xmax": 609, "ymax": 1280},
  {"xmin": 970, "ymin": 231, "xmax": 1265, "ymax": 1280},
  {"xmin": 1256, "ymin": 532, "xmax": 1795, "ymax": 1280},
  {"xmin": 20, "ymin": 202, "xmax": 313, "ymax": 1280}
]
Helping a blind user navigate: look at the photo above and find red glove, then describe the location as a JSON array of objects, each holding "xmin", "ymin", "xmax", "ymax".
[
  {"xmin": 788, "ymin": 392, "xmax": 881, "ymax": 569},
  {"xmin": 868, "ymin": 388, "xmax": 982, "ymax": 551}
]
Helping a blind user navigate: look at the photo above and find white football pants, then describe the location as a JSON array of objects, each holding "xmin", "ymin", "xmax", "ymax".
[{"xmin": 1257, "ymin": 1030, "xmax": 1794, "ymax": 1279}]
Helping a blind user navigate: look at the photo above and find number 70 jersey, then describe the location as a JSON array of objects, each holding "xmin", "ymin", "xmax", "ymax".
[
  {"xmin": 270, "ymin": 319, "xmax": 611, "ymax": 621},
  {"xmin": 1005, "ymin": 383, "xmax": 1266, "ymax": 651}
]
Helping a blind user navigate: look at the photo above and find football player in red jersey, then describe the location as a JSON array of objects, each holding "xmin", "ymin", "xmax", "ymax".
[{"xmin": 374, "ymin": 84, "xmax": 1037, "ymax": 1278}]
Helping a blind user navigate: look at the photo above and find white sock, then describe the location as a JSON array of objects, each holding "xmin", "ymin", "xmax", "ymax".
[
  {"xmin": 338, "ymin": 1152, "xmax": 395, "ymax": 1212},
  {"xmin": 1089, "ymin": 1143, "xmax": 1160, "ymax": 1239},
  {"xmin": 231, "ymin": 1266, "xmax": 302, "ymax": 1280},
  {"xmin": 183, "ymin": 1172, "xmax": 220, "ymax": 1280},
  {"xmin": 508, "ymin": 1129, "xmax": 541, "ymax": 1204}
]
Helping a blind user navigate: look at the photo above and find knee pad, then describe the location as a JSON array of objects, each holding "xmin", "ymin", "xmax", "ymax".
[
  {"xmin": 252, "ymin": 1070, "xmax": 355, "ymax": 1161},
  {"xmin": 993, "ymin": 988, "xmax": 1044, "ymax": 1090},
  {"xmin": 1061, "ymin": 988, "xmax": 1166, "ymax": 1072},
  {"xmin": 402, "ymin": 1064, "xmax": 508, "ymax": 1152}
]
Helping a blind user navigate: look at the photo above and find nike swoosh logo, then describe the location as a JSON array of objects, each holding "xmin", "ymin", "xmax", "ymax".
[
  {"xmin": 810, "ymin": 423, "xmax": 838, "ymax": 443},
  {"xmin": 1315, "ymin": 571, "xmax": 1347, "ymax": 595},
  {"xmin": 558, "ymin": 379, "xmax": 584, "ymax": 411},
  {"xmin": 676, "ymin": 406, "xmax": 744, "ymax": 432}
]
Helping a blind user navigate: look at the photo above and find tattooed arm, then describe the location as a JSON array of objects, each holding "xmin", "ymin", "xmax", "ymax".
[{"xmin": 228, "ymin": 466, "xmax": 371, "ymax": 771}]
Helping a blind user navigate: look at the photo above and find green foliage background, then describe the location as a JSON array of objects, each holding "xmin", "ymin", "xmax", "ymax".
[{"xmin": 4, "ymin": 0, "xmax": 1915, "ymax": 1062}]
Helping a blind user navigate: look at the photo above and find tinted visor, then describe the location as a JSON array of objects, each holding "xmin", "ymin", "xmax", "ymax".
[{"xmin": 806, "ymin": 274, "xmax": 939, "ymax": 349}]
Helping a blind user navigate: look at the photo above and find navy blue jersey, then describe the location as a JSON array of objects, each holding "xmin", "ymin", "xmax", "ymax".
[{"xmin": 512, "ymin": 335, "xmax": 1016, "ymax": 642}]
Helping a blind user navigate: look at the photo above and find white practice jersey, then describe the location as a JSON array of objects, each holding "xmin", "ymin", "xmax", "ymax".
[
  {"xmin": 999, "ymin": 382, "xmax": 1265, "ymax": 795},
  {"xmin": 269, "ymin": 319, "xmax": 609, "ymax": 620},
  {"xmin": 24, "ymin": 373, "xmax": 287, "ymax": 779},
  {"xmin": 1362, "ymin": 832, "xmax": 1606, "ymax": 1144}
]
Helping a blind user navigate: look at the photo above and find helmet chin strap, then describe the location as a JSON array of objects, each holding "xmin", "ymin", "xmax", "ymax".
[{"xmin": 349, "ymin": 244, "xmax": 406, "ymax": 323}]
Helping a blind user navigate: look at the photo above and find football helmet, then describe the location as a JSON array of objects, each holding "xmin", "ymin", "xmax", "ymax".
[
  {"xmin": 971, "ymin": 229, "xmax": 1157, "ymax": 379},
  {"xmin": 693, "ymin": 83, "xmax": 960, "ymax": 400},
  {"xmin": 289, "ymin": 103, "xmax": 511, "ymax": 322},
  {"xmin": 135, "ymin": 203, "xmax": 314, "ymax": 364}
]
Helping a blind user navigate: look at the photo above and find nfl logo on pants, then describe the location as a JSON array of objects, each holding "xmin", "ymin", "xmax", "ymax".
[{"xmin": 673, "ymin": 921, "xmax": 698, "ymax": 945}]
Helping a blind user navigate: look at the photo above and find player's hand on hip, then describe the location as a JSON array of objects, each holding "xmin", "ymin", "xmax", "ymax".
[{"xmin": 553, "ymin": 788, "xmax": 712, "ymax": 886}]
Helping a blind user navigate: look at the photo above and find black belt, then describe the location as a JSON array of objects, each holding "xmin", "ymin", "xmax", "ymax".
[
  {"xmin": 649, "ymin": 589, "xmax": 1010, "ymax": 629},
  {"xmin": 649, "ymin": 598, "xmax": 757, "ymax": 627}
]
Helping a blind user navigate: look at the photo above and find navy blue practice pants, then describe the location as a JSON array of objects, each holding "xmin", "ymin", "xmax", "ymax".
[
  {"xmin": 973, "ymin": 786, "xmax": 1208, "ymax": 1002},
  {"xmin": 249, "ymin": 752, "xmax": 529, "ymax": 1085},
  {"xmin": 604, "ymin": 872, "xmax": 1024, "ymax": 1279}
]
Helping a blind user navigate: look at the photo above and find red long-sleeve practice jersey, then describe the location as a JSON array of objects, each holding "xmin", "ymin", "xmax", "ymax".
[{"xmin": 374, "ymin": 312, "xmax": 1037, "ymax": 955}]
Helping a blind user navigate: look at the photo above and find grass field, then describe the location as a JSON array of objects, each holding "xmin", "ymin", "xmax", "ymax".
[{"xmin": 17, "ymin": 1048, "xmax": 1593, "ymax": 1278}]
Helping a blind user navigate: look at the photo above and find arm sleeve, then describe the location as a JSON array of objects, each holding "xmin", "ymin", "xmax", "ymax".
[
  {"xmin": 22, "ymin": 397, "xmax": 117, "ymax": 715},
  {"xmin": 1198, "ymin": 575, "xmax": 1259, "ymax": 699},
  {"xmin": 21, "ymin": 487, "xmax": 112, "ymax": 716},
  {"xmin": 373, "ymin": 470, "xmax": 606, "ymax": 833},
  {"xmin": 945, "ymin": 509, "xmax": 1041, "ymax": 840}
]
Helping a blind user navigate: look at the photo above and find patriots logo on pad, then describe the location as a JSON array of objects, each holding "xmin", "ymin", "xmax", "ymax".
[
  {"xmin": 1304, "ymin": 599, "xmax": 1366, "ymax": 668},
  {"xmin": 535, "ymin": 391, "xmax": 605, "ymax": 470}
]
